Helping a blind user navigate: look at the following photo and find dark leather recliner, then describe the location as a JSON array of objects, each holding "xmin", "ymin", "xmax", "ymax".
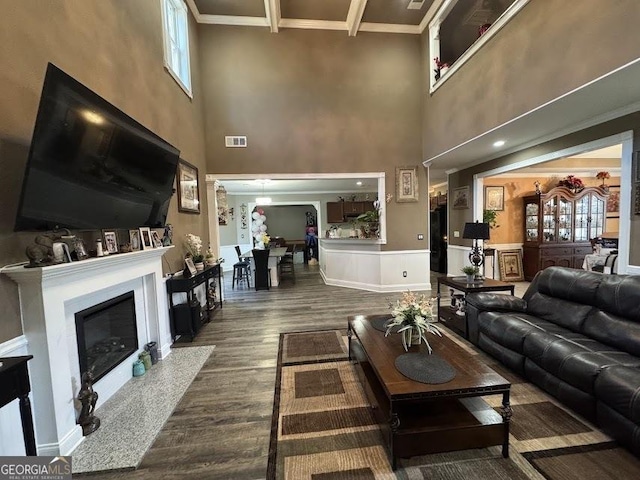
[{"xmin": 466, "ymin": 266, "xmax": 640, "ymax": 456}]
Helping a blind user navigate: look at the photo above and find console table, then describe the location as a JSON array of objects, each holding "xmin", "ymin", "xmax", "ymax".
[
  {"xmin": 437, "ymin": 276, "xmax": 514, "ymax": 339},
  {"xmin": 166, "ymin": 264, "xmax": 222, "ymax": 342},
  {"xmin": 0, "ymin": 355, "xmax": 37, "ymax": 455}
]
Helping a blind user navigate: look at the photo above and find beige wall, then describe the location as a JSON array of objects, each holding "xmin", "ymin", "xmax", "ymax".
[
  {"xmin": 483, "ymin": 175, "xmax": 621, "ymax": 245},
  {"xmin": 0, "ymin": 1, "xmax": 208, "ymax": 342},
  {"xmin": 197, "ymin": 26, "xmax": 429, "ymax": 250},
  {"xmin": 422, "ymin": 0, "xmax": 640, "ymax": 159}
]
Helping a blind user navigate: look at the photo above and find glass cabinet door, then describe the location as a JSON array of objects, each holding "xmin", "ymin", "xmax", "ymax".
[
  {"xmin": 589, "ymin": 195, "xmax": 605, "ymax": 239},
  {"xmin": 574, "ymin": 196, "xmax": 589, "ymax": 241},
  {"xmin": 542, "ymin": 197, "xmax": 557, "ymax": 242},
  {"xmin": 558, "ymin": 197, "xmax": 573, "ymax": 241},
  {"xmin": 525, "ymin": 202, "xmax": 539, "ymax": 242}
]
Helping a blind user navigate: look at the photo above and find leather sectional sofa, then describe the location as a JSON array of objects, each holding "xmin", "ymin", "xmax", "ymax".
[{"xmin": 465, "ymin": 266, "xmax": 640, "ymax": 456}]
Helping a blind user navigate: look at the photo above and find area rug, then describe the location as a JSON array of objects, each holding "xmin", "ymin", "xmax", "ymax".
[
  {"xmin": 267, "ymin": 329, "xmax": 640, "ymax": 480},
  {"xmin": 72, "ymin": 345, "xmax": 214, "ymax": 474}
]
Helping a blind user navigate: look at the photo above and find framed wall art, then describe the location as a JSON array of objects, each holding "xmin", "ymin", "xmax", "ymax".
[
  {"xmin": 452, "ymin": 186, "xmax": 470, "ymax": 209},
  {"xmin": 177, "ymin": 159, "xmax": 200, "ymax": 214},
  {"xmin": 395, "ymin": 166, "xmax": 418, "ymax": 203},
  {"xmin": 484, "ymin": 186, "xmax": 504, "ymax": 211},
  {"xmin": 606, "ymin": 185, "xmax": 620, "ymax": 219},
  {"xmin": 498, "ymin": 249, "xmax": 524, "ymax": 282}
]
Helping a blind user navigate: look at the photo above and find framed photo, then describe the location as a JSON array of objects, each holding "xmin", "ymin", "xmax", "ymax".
[
  {"xmin": 139, "ymin": 227, "xmax": 153, "ymax": 250},
  {"xmin": 184, "ymin": 257, "xmax": 197, "ymax": 276},
  {"xmin": 150, "ymin": 230, "xmax": 163, "ymax": 248},
  {"xmin": 177, "ymin": 159, "xmax": 200, "ymax": 214},
  {"xmin": 452, "ymin": 186, "xmax": 470, "ymax": 209},
  {"xmin": 129, "ymin": 229, "xmax": 141, "ymax": 251},
  {"xmin": 102, "ymin": 230, "xmax": 118, "ymax": 254},
  {"xmin": 498, "ymin": 249, "xmax": 524, "ymax": 282},
  {"xmin": 484, "ymin": 186, "xmax": 504, "ymax": 211},
  {"xmin": 606, "ymin": 185, "xmax": 620, "ymax": 218},
  {"xmin": 395, "ymin": 166, "xmax": 418, "ymax": 203}
]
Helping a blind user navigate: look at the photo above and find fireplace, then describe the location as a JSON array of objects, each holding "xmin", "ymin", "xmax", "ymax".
[{"xmin": 75, "ymin": 291, "xmax": 138, "ymax": 383}]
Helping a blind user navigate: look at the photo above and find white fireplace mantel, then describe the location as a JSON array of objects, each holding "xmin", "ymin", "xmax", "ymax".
[{"xmin": 2, "ymin": 247, "xmax": 173, "ymax": 456}]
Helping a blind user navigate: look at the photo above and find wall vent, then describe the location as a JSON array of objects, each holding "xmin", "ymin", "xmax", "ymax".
[
  {"xmin": 407, "ymin": 0, "xmax": 425, "ymax": 10},
  {"xmin": 225, "ymin": 136, "xmax": 247, "ymax": 148}
]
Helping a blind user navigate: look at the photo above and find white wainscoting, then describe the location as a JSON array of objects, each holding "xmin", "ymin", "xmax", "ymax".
[
  {"xmin": 320, "ymin": 241, "xmax": 430, "ymax": 292},
  {"xmin": 625, "ymin": 265, "xmax": 640, "ymax": 275},
  {"xmin": 0, "ymin": 336, "xmax": 29, "ymax": 456}
]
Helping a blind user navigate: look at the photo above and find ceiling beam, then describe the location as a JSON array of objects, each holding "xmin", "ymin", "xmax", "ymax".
[
  {"xmin": 184, "ymin": 0, "xmax": 202, "ymax": 22},
  {"xmin": 264, "ymin": 0, "xmax": 281, "ymax": 33},
  {"xmin": 346, "ymin": 0, "xmax": 368, "ymax": 37}
]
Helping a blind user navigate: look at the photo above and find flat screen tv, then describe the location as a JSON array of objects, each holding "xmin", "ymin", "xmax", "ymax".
[{"xmin": 14, "ymin": 63, "xmax": 181, "ymax": 231}]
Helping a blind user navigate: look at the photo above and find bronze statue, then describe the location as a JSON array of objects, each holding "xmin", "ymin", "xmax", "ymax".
[{"xmin": 77, "ymin": 370, "xmax": 100, "ymax": 436}]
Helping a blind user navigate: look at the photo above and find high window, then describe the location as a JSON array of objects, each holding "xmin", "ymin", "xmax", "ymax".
[
  {"xmin": 161, "ymin": 0, "xmax": 192, "ymax": 97},
  {"xmin": 429, "ymin": 0, "xmax": 530, "ymax": 93}
]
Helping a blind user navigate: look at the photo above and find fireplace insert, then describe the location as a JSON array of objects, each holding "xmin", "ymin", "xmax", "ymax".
[{"xmin": 75, "ymin": 291, "xmax": 138, "ymax": 382}]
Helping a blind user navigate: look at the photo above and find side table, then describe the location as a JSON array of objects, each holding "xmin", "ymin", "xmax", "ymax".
[{"xmin": 437, "ymin": 276, "xmax": 514, "ymax": 339}]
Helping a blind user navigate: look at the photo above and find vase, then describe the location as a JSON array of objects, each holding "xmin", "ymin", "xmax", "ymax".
[
  {"xmin": 195, "ymin": 262, "xmax": 205, "ymax": 272},
  {"xmin": 465, "ymin": 274, "xmax": 475, "ymax": 283},
  {"xmin": 401, "ymin": 327, "xmax": 422, "ymax": 351}
]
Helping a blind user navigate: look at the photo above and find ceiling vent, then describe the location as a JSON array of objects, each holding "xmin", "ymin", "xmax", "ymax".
[
  {"xmin": 225, "ymin": 136, "xmax": 247, "ymax": 148},
  {"xmin": 407, "ymin": 0, "xmax": 425, "ymax": 10}
]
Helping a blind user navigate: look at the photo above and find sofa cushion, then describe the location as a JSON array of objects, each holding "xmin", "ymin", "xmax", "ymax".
[
  {"xmin": 479, "ymin": 312, "xmax": 573, "ymax": 354},
  {"xmin": 582, "ymin": 310, "xmax": 640, "ymax": 357},
  {"xmin": 523, "ymin": 331, "xmax": 640, "ymax": 394},
  {"xmin": 536, "ymin": 266, "xmax": 602, "ymax": 307},
  {"xmin": 594, "ymin": 365, "xmax": 640, "ymax": 424},
  {"xmin": 526, "ymin": 292, "xmax": 595, "ymax": 332},
  {"xmin": 596, "ymin": 274, "xmax": 640, "ymax": 320}
]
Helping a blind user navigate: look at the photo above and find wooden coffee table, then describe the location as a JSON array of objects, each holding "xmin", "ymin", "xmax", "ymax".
[{"xmin": 348, "ymin": 314, "xmax": 512, "ymax": 470}]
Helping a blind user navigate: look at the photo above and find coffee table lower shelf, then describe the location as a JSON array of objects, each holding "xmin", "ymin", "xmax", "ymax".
[{"xmin": 350, "ymin": 331, "xmax": 509, "ymax": 469}]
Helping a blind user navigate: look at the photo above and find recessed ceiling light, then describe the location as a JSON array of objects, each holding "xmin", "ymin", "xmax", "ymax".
[
  {"xmin": 493, "ymin": 140, "xmax": 506, "ymax": 147},
  {"xmin": 356, "ymin": 181, "xmax": 362, "ymax": 186}
]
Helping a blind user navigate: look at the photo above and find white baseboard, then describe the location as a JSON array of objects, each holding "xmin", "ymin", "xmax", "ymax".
[{"xmin": 321, "ymin": 269, "xmax": 431, "ymax": 292}]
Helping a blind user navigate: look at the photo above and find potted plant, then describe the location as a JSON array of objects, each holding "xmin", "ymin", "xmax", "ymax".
[
  {"xmin": 483, "ymin": 209, "xmax": 499, "ymax": 230},
  {"xmin": 461, "ymin": 265, "xmax": 479, "ymax": 283},
  {"xmin": 385, "ymin": 291, "xmax": 442, "ymax": 353},
  {"xmin": 356, "ymin": 202, "xmax": 380, "ymax": 238}
]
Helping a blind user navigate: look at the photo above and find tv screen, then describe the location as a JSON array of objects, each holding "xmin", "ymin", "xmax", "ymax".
[{"xmin": 14, "ymin": 63, "xmax": 180, "ymax": 231}]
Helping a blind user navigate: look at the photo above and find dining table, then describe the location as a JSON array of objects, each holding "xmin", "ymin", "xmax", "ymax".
[{"xmin": 240, "ymin": 247, "xmax": 288, "ymax": 287}]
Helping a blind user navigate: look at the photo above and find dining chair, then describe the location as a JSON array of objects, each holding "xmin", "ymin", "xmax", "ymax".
[
  {"xmin": 232, "ymin": 245, "xmax": 251, "ymax": 288},
  {"xmin": 252, "ymin": 248, "xmax": 270, "ymax": 291},
  {"xmin": 279, "ymin": 244, "xmax": 295, "ymax": 283}
]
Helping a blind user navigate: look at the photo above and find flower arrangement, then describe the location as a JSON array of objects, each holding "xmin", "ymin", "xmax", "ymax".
[
  {"xmin": 185, "ymin": 233, "xmax": 203, "ymax": 263},
  {"xmin": 261, "ymin": 232, "xmax": 271, "ymax": 246},
  {"xmin": 557, "ymin": 175, "xmax": 584, "ymax": 192},
  {"xmin": 433, "ymin": 57, "xmax": 450, "ymax": 80},
  {"xmin": 385, "ymin": 291, "xmax": 442, "ymax": 353}
]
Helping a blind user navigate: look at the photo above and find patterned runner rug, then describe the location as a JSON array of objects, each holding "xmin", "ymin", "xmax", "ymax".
[{"xmin": 267, "ymin": 329, "xmax": 640, "ymax": 479}]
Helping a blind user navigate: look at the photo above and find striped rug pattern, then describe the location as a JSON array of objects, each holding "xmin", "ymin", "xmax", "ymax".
[{"xmin": 268, "ymin": 329, "xmax": 640, "ymax": 480}]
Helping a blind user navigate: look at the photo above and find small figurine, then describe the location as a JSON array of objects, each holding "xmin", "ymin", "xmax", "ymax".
[
  {"xmin": 77, "ymin": 370, "xmax": 100, "ymax": 436},
  {"xmin": 162, "ymin": 224, "xmax": 173, "ymax": 246}
]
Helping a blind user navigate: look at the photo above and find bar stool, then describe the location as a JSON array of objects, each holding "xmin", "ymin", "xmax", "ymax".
[{"xmin": 232, "ymin": 246, "xmax": 251, "ymax": 288}]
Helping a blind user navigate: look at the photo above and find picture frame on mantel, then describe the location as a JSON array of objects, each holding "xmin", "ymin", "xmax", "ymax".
[
  {"xmin": 396, "ymin": 166, "xmax": 418, "ymax": 203},
  {"xmin": 177, "ymin": 159, "xmax": 200, "ymax": 214}
]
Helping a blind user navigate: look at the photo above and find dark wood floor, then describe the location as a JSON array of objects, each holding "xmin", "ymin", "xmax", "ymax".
[{"xmin": 81, "ymin": 265, "xmax": 408, "ymax": 479}]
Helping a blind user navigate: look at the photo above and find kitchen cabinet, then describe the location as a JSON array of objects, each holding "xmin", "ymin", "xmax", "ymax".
[
  {"xmin": 522, "ymin": 186, "xmax": 607, "ymax": 281},
  {"xmin": 326, "ymin": 201, "xmax": 375, "ymax": 223}
]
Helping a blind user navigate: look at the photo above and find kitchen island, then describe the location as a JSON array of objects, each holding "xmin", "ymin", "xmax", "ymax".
[{"xmin": 319, "ymin": 238, "xmax": 430, "ymax": 293}]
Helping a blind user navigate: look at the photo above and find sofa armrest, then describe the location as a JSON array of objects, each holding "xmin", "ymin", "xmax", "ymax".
[
  {"xmin": 465, "ymin": 293, "xmax": 526, "ymax": 312},
  {"xmin": 465, "ymin": 293, "xmax": 526, "ymax": 346}
]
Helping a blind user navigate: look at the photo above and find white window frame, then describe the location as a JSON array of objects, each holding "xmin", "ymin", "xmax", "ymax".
[
  {"xmin": 428, "ymin": 0, "xmax": 530, "ymax": 94},
  {"xmin": 161, "ymin": 0, "xmax": 192, "ymax": 98}
]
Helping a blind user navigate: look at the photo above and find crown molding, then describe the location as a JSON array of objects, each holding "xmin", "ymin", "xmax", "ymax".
[{"xmin": 197, "ymin": 14, "xmax": 269, "ymax": 27}]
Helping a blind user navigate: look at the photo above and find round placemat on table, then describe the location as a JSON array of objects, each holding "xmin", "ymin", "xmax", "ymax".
[
  {"xmin": 394, "ymin": 353, "xmax": 456, "ymax": 384},
  {"xmin": 370, "ymin": 317, "xmax": 400, "ymax": 334}
]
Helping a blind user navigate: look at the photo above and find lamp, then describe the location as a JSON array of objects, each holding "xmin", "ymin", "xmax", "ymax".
[
  {"xmin": 463, "ymin": 221, "xmax": 490, "ymax": 269},
  {"xmin": 255, "ymin": 179, "xmax": 272, "ymax": 205}
]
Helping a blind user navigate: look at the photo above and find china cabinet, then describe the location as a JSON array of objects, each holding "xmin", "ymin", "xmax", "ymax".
[{"xmin": 522, "ymin": 186, "xmax": 607, "ymax": 281}]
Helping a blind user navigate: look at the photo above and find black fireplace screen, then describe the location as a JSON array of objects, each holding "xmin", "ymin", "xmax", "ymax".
[{"xmin": 75, "ymin": 291, "xmax": 138, "ymax": 382}]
